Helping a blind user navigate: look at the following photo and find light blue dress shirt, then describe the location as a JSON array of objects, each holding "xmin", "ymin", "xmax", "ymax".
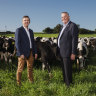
[
  {"xmin": 58, "ymin": 21, "xmax": 70, "ymax": 47},
  {"xmin": 23, "ymin": 26, "xmax": 32, "ymax": 48}
]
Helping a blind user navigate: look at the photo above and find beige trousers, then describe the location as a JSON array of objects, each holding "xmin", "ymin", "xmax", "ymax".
[{"xmin": 16, "ymin": 51, "xmax": 34, "ymax": 85}]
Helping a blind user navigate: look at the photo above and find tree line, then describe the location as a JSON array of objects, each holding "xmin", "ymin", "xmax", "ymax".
[
  {"xmin": 43, "ymin": 24, "xmax": 96, "ymax": 34},
  {"xmin": 0, "ymin": 31, "xmax": 14, "ymax": 34},
  {"xmin": 0, "ymin": 25, "xmax": 96, "ymax": 34}
]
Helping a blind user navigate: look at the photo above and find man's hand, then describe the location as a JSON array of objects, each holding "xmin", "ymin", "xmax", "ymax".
[
  {"xmin": 71, "ymin": 54, "xmax": 75, "ymax": 60},
  {"xmin": 20, "ymin": 55, "xmax": 25, "ymax": 59},
  {"xmin": 35, "ymin": 54, "xmax": 38, "ymax": 60}
]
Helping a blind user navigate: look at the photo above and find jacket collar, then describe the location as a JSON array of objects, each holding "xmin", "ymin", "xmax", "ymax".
[
  {"xmin": 20, "ymin": 26, "xmax": 31, "ymax": 39},
  {"xmin": 64, "ymin": 21, "xmax": 71, "ymax": 31},
  {"xmin": 57, "ymin": 21, "xmax": 72, "ymax": 39}
]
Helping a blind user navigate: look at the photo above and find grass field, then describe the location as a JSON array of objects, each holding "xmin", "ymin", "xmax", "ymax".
[
  {"xmin": 0, "ymin": 33, "xmax": 96, "ymax": 96},
  {"xmin": 0, "ymin": 51, "xmax": 96, "ymax": 96},
  {"xmin": 0, "ymin": 33, "xmax": 96, "ymax": 37}
]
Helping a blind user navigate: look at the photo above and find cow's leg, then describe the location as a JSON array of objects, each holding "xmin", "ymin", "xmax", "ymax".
[
  {"xmin": 45, "ymin": 62, "xmax": 51, "ymax": 73},
  {"xmin": 79, "ymin": 57, "xmax": 84, "ymax": 69},
  {"xmin": 45, "ymin": 62, "xmax": 52, "ymax": 78},
  {"xmin": 83, "ymin": 57, "xmax": 86, "ymax": 67},
  {"xmin": 76, "ymin": 58, "xmax": 79, "ymax": 70},
  {"xmin": 0, "ymin": 52, "xmax": 4, "ymax": 61},
  {"xmin": 8, "ymin": 52, "xmax": 12, "ymax": 63},
  {"xmin": 9, "ymin": 57, "xmax": 12, "ymax": 63},
  {"xmin": 42, "ymin": 63, "xmax": 45, "ymax": 71},
  {"xmin": 3, "ymin": 52, "xmax": 8, "ymax": 63},
  {"xmin": 12, "ymin": 48, "xmax": 16, "ymax": 57}
]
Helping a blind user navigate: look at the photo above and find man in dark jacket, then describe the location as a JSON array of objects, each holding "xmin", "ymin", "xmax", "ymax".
[
  {"xmin": 15, "ymin": 16, "xmax": 37, "ymax": 85},
  {"xmin": 57, "ymin": 12, "xmax": 79, "ymax": 86}
]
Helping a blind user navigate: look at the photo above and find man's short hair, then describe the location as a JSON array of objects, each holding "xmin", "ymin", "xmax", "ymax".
[
  {"xmin": 22, "ymin": 15, "xmax": 30, "ymax": 21},
  {"xmin": 61, "ymin": 12, "xmax": 69, "ymax": 16}
]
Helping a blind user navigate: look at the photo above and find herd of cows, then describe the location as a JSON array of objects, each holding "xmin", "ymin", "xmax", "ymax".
[{"xmin": 0, "ymin": 36, "xmax": 96, "ymax": 74}]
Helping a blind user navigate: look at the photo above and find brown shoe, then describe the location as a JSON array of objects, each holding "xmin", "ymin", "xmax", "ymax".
[
  {"xmin": 17, "ymin": 81, "xmax": 21, "ymax": 86},
  {"xmin": 28, "ymin": 79, "xmax": 34, "ymax": 83},
  {"xmin": 16, "ymin": 72, "xmax": 22, "ymax": 86}
]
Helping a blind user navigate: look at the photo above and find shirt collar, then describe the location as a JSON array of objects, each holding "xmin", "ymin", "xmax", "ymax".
[
  {"xmin": 63, "ymin": 20, "xmax": 70, "ymax": 27},
  {"xmin": 23, "ymin": 26, "xmax": 29, "ymax": 31}
]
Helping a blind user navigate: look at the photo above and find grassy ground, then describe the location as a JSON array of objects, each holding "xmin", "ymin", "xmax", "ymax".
[
  {"xmin": 0, "ymin": 50, "xmax": 96, "ymax": 96},
  {"xmin": 0, "ymin": 33, "xmax": 96, "ymax": 96},
  {"xmin": 0, "ymin": 33, "xmax": 96, "ymax": 37}
]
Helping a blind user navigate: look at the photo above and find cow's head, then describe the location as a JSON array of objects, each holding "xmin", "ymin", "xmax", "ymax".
[
  {"xmin": 3, "ymin": 39, "xmax": 9, "ymax": 50},
  {"xmin": 77, "ymin": 41, "xmax": 87, "ymax": 68}
]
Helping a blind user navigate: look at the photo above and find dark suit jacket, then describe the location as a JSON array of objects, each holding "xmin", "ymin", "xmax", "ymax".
[
  {"xmin": 15, "ymin": 26, "xmax": 37, "ymax": 58},
  {"xmin": 57, "ymin": 21, "xmax": 79, "ymax": 58}
]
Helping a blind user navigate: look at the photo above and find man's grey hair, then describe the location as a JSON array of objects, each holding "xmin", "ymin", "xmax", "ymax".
[{"xmin": 61, "ymin": 12, "xmax": 69, "ymax": 16}]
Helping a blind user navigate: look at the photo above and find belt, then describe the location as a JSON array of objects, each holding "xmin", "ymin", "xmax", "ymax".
[{"xmin": 30, "ymin": 48, "xmax": 32, "ymax": 51}]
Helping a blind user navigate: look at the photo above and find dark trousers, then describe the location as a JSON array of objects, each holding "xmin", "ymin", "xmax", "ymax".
[{"xmin": 61, "ymin": 57, "xmax": 72, "ymax": 86}]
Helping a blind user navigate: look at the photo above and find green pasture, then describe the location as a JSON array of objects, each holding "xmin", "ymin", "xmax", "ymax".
[
  {"xmin": 0, "ymin": 33, "xmax": 96, "ymax": 38},
  {"xmin": 0, "ymin": 51, "xmax": 96, "ymax": 96},
  {"xmin": 0, "ymin": 33, "xmax": 96, "ymax": 96}
]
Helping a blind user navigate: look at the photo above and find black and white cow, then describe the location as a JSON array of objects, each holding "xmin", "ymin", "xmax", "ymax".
[
  {"xmin": 76, "ymin": 39, "xmax": 88, "ymax": 69},
  {"xmin": 1, "ymin": 37, "xmax": 16, "ymax": 63},
  {"xmin": 89, "ymin": 38, "xmax": 96, "ymax": 51},
  {"xmin": 35, "ymin": 40, "xmax": 56, "ymax": 76},
  {"xmin": 0, "ymin": 37, "xmax": 5, "ymax": 61}
]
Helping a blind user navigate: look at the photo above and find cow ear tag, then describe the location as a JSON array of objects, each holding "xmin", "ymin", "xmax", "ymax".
[{"xmin": 12, "ymin": 42, "xmax": 15, "ymax": 45}]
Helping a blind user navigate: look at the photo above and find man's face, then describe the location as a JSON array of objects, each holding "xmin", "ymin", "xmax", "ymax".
[
  {"xmin": 61, "ymin": 13, "xmax": 70, "ymax": 24},
  {"xmin": 22, "ymin": 17, "xmax": 30, "ymax": 27}
]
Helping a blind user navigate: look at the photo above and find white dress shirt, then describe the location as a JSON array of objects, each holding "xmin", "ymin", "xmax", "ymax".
[
  {"xmin": 58, "ymin": 21, "xmax": 70, "ymax": 47},
  {"xmin": 23, "ymin": 26, "xmax": 32, "ymax": 48}
]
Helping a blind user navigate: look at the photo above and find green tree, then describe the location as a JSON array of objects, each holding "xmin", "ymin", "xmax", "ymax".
[
  {"xmin": 53, "ymin": 24, "xmax": 62, "ymax": 33},
  {"xmin": 6, "ymin": 31, "xmax": 11, "ymax": 34},
  {"xmin": 76, "ymin": 24, "xmax": 80, "ymax": 29},
  {"xmin": 43, "ymin": 27, "xmax": 53, "ymax": 33}
]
